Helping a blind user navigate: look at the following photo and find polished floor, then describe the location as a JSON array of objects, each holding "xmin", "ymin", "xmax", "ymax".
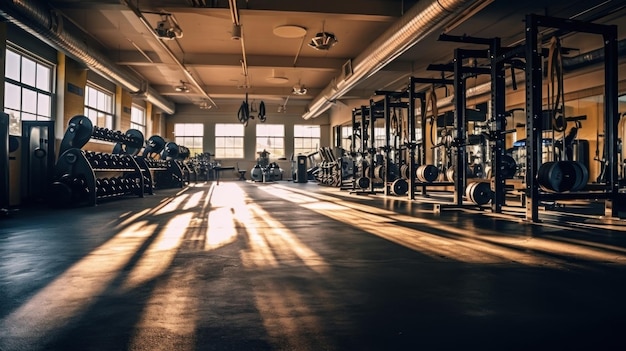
[{"xmin": 1, "ymin": 180, "xmax": 626, "ymax": 351}]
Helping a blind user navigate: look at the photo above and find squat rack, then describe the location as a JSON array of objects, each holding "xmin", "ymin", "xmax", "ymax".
[{"xmin": 520, "ymin": 14, "xmax": 620, "ymax": 222}]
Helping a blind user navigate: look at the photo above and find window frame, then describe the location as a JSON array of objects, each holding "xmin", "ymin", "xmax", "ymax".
[
  {"xmin": 174, "ymin": 123, "xmax": 204, "ymax": 157},
  {"xmin": 256, "ymin": 123, "xmax": 285, "ymax": 159},
  {"xmin": 130, "ymin": 104, "xmax": 146, "ymax": 135},
  {"xmin": 293, "ymin": 124, "xmax": 321, "ymax": 156},
  {"xmin": 84, "ymin": 83, "xmax": 115, "ymax": 130},
  {"xmin": 215, "ymin": 123, "xmax": 245, "ymax": 159},
  {"xmin": 3, "ymin": 45, "xmax": 55, "ymax": 135}
]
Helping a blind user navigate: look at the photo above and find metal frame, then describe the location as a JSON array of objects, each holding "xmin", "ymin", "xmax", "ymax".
[{"xmin": 524, "ymin": 14, "xmax": 620, "ymax": 222}]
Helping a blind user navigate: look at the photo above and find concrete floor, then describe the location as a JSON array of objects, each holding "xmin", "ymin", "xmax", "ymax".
[{"xmin": 1, "ymin": 181, "xmax": 626, "ymax": 351}]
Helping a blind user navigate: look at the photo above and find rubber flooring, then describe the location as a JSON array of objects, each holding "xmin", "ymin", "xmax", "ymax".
[{"xmin": 1, "ymin": 181, "xmax": 626, "ymax": 351}]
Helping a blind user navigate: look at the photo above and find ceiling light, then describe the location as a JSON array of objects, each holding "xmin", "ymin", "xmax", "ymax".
[
  {"xmin": 155, "ymin": 14, "xmax": 183, "ymax": 40},
  {"xmin": 175, "ymin": 80, "xmax": 190, "ymax": 92},
  {"xmin": 266, "ymin": 76, "xmax": 289, "ymax": 84},
  {"xmin": 273, "ymin": 25, "xmax": 307, "ymax": 38},
  {"xmin": 292, "ymin": 84, "xmax": 307, "ymax": 95},
  {"xmin": 308, "ymin": 32, "xmax": 337, "ymax": 50},
  {"xmin": 199, "ymin": 101, "xmax": 212, "ymax": 110}
]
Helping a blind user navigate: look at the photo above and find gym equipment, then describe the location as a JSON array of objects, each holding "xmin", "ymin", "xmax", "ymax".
[
  {"xmin": 294, "ymin": 154, "xmax": 308, "ymax": 183},
  {"xmin": 112, "ymin": 129, "xmax": 145, "ymax": 156},
  {"xmin": 52, "ymin": 148, "xmax": 143, "ymax": 206},
  {"xmin": 536, "ymin": 160, "xmax": 588, "ymax": 193},
  {"xmin": 161, "ymin": 142, "xmax": 180, "ymax": 160},
  {"xmin": 391, "ymin": 178, "xmax": 408, "ymax": 196},
  {"xmin": 250, "ymin": 149, "xmax": 284, "ymax": 182},
  {"xmin": 59, "ymin": 115, "xmax": 93, "ymax": 154},
  {"xmin": 416, "ymin": 164, "xmax": 439, "ymax": 183},
  {"xmin": 143, "ymin": 135, "xmax": 166, "ymax": 157},
  {"xmin": 523, "ymin": 14, "xmax": 619, "ymax": 221},
  {"xmin": 51, "ymin": 116, "xmax": 148, "ymax": 206},
  {"xmin": 466, "ymin": 181, "xmax": 492, "ymax": 205}
]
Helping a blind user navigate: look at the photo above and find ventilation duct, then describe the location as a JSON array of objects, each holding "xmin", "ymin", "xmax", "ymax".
[
  {"xmin": 0, "ymin": 0, "xmax": 175, "ymax": 115},
  {"xmin": 301, "ymin": 0, "xmax": 493, "ymax": 120}
]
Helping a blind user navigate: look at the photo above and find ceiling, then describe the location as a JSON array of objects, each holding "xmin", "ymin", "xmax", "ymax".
[{"xmin": 13, "ymin": 0, "xmax": 626, "ymax": 117}]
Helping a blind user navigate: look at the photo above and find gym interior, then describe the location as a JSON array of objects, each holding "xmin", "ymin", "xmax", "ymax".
[{"xmin": 2, "ymin": 0, "xmax": 626, "ymax": 350}]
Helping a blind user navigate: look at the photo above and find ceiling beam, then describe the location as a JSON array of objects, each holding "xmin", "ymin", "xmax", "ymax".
[
  {"xmin": 153, "ymin": 84, "xmax": 323, "ymax": 99},
  {"xmin": 50, "ymin": 0, "xmax": 406, "ymax": 19},
  {"xmin": 116, "ymin": 51, "xmax": 345, "ymax": 71}
]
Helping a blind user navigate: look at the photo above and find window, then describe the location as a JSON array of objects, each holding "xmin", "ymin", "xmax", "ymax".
[
  {"xmin": 174, "ymin": 123, "xmax": 204, "ymax": 157},
  {"xmin": 4, "ymin": 47, "xmax": 54, "ymax": 135},
  {"xmin": 294, "ymin": 125, "xmax": 320, "ymax": 156},
  {"xmin": 84, "ymin": 84, "xmax": 114, "ymax": 129},
  {"xmin": 341, "ymin": 125, "xmax": 353, "ymax": 151},
  {"xmin": 256, "ymin": 124, "xmax": 284, "ymax": 159},
  {"xmin": 130, "ymin": 105, "xmax": 146, "ymax": 134},
  {"xmin": 215, "ymin": 123, "xmax": 244, "ymax": 158}
]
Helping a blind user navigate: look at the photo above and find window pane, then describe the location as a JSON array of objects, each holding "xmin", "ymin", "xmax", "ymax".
[
  {"xmin": 5, "ymin": 83, "xmax": 21, "ymax": 110},
  {"xmin": 37, "ymin": 93, "xmax": 51, "ymax": 117},
  {"xmin": 216, "ymin": 123, "xmax": 243, "ymax": 137},
  {"xmin": 21, "ymin": 56, "xmax": 36, "ymax": 86},
  {"xmin": 22, "ymin": 89, "xmax": 37, "ymax": 113},
  {"xmin": 22, "ymin": 112, "xmax": 37, "ymax": 121},
  {"xmin": 5, "ymin": 50, "xmax": 20, "ymax": 81},
  {"xmin": 5, "ymin": 110, "xmax": 21, "ymax": 135},
  {"xmin": 36, "ymin": 64, "xmax": 51, "ymax": 91}
]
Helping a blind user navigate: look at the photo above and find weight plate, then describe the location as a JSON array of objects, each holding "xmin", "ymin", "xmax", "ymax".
[
  {"xmin": 446, "ymin": 167, "xmax": 455, "ymax": 182},
  {"xmin": 59, "ymin": 115, "xmax": 93, "ymax": 154},
  {"xmin": 144, "ymin": 135, "xmax": 166, "ymax": 156},
  {"xmin": 125, "ymin": 129, "xmax": 145, "ymax": 156},
  {"xmin": 417, "ymin": 164, "xmax": 439, "ymax": 183},
  {"xmin": 467, "ymin": 181, "xmax": 492, "ymax": 205},
  {"xmin": 552, "ymin": 161, "xmax": 576, "ymax": 192},
  {"xmin": 571, "ymin": 161, "xmax": 589, "ymax": 191},
  {"xmin": 112, "ymin": 142, "xmax": 124, "ymax": 155},
  {"xmin": 357, "ymin": 177, "xmax": 370, "ymax": 189},
  {"xmin": 500, "ymin": 154, "xmax": 517, "ymax": 179},
  {"xmin": 400, "ymin": 164, "xmax": 409, "ymax": 180},
  {"xmin": 391, "ymin": 178, "xmax": 408, "ymax": 196},
  {"xmin": 161, "ymin": 142, "xmax": 180, "ymax": 160}
]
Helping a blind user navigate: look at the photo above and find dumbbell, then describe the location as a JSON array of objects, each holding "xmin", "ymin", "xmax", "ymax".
[
  {"xmin": 96, "ymin": 178, "xmax": 104, "ymax": 196},
  {"xmin": 110, "ymin": 177, "xmax": 122, "ymax": 194},
  {"xmin": 111, "ymin": 154, "xmax": 119, "ymax": 168},
  {"xmin": 99, "ymin": 178, "xmax": 109, "ymax": 195}
]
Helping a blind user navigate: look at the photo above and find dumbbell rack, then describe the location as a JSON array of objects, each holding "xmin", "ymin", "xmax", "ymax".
[
  {"xmin": 51, "ymin": 115, "xmax": 147, "ymax": 206},
  {"xmin": 133, "ymin": 156, "xmax": 183, "ymax": 193},
  {"xmin": 54, "ymin": 149, "xmax": 144, "ymax": 206}
]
